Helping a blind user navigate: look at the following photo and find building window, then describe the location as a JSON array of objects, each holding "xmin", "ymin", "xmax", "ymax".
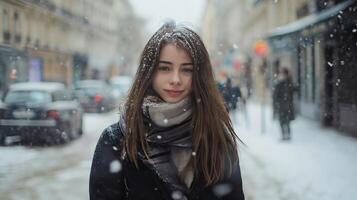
[
  {"xmin": 3, "ymin": 9, "xmax": 10, "ymax": 43},
  {"xmin": 3, "ymin": 9, "xmax": 9, "ymax": 31},
  {"xmin": 14, "ymin": 11, "xmax": 21, "ymax": 43},
  {"xmin": 26, "ymin": 36, "xmax": 31, "ymax": 45}
]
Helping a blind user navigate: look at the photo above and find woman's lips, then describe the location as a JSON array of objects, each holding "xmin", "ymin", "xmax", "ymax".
[{"xmin": 164, "ymin": 90, "xmax": 184, "ymax": 97}]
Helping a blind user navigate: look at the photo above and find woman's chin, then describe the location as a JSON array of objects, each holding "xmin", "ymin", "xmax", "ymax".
[{"xmin": 162, "ymin": 96, "xmax": 184, "ymax": 103}]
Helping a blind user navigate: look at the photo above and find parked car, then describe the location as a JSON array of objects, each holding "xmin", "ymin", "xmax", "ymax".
[
  {"xmin": 0, "ymin": 82, "xmax": 83, "ymax": 145},
  {"xmin": 74, "ymin": 80, "xmax": 116, "ymax": 113},
  {"xmin": 109, "ymin": 75, "xmax": 133, "ymax": 103}
]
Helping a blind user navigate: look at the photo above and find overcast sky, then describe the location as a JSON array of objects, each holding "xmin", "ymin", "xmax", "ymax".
[{"xmin": 130, "ymin": 0, "xmax": 206, "ymax": 35}]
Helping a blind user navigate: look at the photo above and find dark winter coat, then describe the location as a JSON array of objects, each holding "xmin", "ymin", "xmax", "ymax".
[
  {"xmin": 89, "ymin": 119, "xmax": 245, "ymax": 200},
  {"xmin": 220, "ymin": 85, "xmax": 242, "ymax": 111},
  {"xmin": 272, "ymin": 78, "xmax": 295, "ymax": 123}
]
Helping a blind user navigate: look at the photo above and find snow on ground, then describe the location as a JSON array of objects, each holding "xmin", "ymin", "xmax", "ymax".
[
  {"xmin": 235, "ymin": 101, "xmax": 357, "ymax": 200},
  {"xmin": 0, "ymin": 111, "xmax": 118, "ymax": 200},
  {"xmin": 1, "ymin": 103, "xmax": 356, "ymax": 200}
]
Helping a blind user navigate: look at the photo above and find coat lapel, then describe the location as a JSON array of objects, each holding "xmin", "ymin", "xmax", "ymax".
[{"xmin": 188, "ymin": 173, "xmax": 206, "ymax": 199}]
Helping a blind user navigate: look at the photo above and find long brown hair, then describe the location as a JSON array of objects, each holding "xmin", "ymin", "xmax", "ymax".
[{"xmin": 123, "ymin": 22, "xmax": 239, "ymax": 185}]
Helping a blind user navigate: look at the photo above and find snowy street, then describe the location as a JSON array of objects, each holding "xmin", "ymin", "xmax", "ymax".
[
  {"xmin": 0, "ymin": 102, "xmax": 356, "ymax": 200},
  {"xmin": 1, "ymin": 0, "xmax": 356, "ymax": 199},
  {"xmin": 0, "ymin": 112, "xmax": 118, "ymax": 200},
  {"xmin": 237, "ymin": 102, "xmax": 357, "ymax": 200}
]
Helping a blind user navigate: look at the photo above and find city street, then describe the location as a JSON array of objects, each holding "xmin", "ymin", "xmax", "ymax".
[
  {"xmin": 0, "ymin": 111, "xmax": 118, "ymax": 200},
  {"xmin": 0, "ymin": 0, "xmax": 356, "ymax": 200},
  {"xmin": 1, "ymin": 102, "xmax": 357, "ymax": 200}
]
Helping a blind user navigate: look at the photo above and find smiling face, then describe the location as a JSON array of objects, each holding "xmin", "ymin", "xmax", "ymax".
[{"xmin": 152, "ymin": 43, "xmax": 193, "ymax": 103}]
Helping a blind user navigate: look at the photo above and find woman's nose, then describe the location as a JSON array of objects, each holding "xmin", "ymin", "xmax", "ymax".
[{"xmin": 169, "ymin": 71, "xmax": 181, "ymax": 85}]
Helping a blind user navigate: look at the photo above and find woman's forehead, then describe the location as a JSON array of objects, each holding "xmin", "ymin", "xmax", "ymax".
[
  {"xmin": 161, "ymin": 41, "xmax": 194, "ymax": 56},
  {"xmin": 159, "ymin": 44, "xmax": 192, "ymax": 62}
]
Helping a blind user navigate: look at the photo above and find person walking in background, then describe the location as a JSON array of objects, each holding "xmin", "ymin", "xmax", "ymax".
[
  {"xmin": 273, "ymin": 67, "xmax": 296, "ymax": 140},
  {"xmin": 89, "ymin": 22, "xmax": 245, "ymax": 200},
  {"xmin": 221, "ymin": 77, "xmax": 242, "ymax": 113},
  {"xmin": 221, "ymin": 77, "xmax": 243, "ymax": 124}
]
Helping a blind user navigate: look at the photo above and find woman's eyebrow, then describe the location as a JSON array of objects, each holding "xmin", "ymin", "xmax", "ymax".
[
  {"xmin": 158, "ymin": 60, "xmax": 172, "ymax": 65},
  {"xmin": 159, "ymin": 61, "xmax": 193, "ymax": 66},
  {"xmin": 182, "ymin": 62, "xmax": 193, "ymax": 66}
]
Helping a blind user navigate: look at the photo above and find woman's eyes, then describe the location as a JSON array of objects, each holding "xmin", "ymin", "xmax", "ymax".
[
  {"xmin": 182, "ymin": 67, "xmax": 193, "ymax": 73},
  {"xmin": 157, "ymin": 66, "xmax": 193, "ymax": 73},
  {"xmin": 158, "ymin": 66, "xmax": 170, "ymax": 71}
]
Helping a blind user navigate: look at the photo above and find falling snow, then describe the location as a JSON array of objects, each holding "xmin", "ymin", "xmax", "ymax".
[
  {"xmin": 109, "ymin": 160, "xmax": 122, "ymax": 173},
  {"xmin": 213, "ymin": 183, "xmax": 233, "ymax": 197},
  {"xmin": 171, "ymin": 190, "xmax": 184, "ymax": 200}
]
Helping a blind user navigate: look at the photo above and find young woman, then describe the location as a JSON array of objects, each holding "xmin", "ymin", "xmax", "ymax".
[{"xmin": 89, "ymin": 22, "xmax": 245, "ymax": 200}]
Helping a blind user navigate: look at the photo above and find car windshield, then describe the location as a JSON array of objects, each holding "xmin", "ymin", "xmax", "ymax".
[
  {"xmin": 76, "ymin": 86, "xmax": 104, "ymax": 95},
  {"xmin": 4, "ymin": 90, "xmax": 52, "ymax": 104},
  {"xmin": 77, "ymin": 82, "xmax": 105, "ymax": 87},
  {"xmin": 113, "ymin": 81, "xmax": 130, "ymax": 88},
  {"xmin": 75, "ymin": 81, "xmax": 108, "ymax": 94}
]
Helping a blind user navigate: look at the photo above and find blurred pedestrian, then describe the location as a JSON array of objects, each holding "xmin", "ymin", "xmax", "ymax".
[
  {"xmin": 272, "ymin": 67, "xmax": 296, "ymax": 140},
  {"xmin": 221, "ymin": 77, "xmax": 244, "ymax": 125},
  {"xmin": 221, "ymin": 77, "xmax": 242, "ymax": 112},
  {"xmin": 89, "ymin": 22, "xmax": 245, "ymax": 200}
]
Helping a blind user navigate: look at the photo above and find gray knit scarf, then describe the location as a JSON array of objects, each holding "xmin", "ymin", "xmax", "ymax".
[
  {"xmin": 140, "ymin": 96, "xmax": 193, "ymax": 199},
  {"xmin": 142, "ymin": 96, "xmax": 192, "ymax": 127}
]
